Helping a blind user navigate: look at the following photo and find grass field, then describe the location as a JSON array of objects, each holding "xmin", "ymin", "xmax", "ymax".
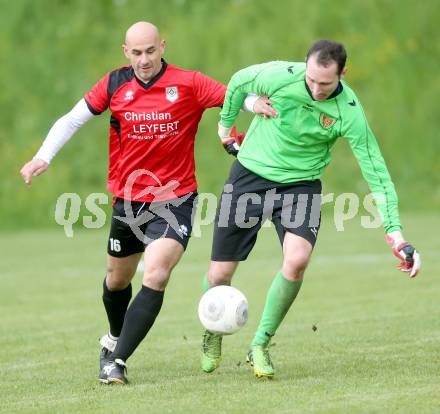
[{"xmin": 1, "ymin": 213, "xmax": 439, "ymax": 414}]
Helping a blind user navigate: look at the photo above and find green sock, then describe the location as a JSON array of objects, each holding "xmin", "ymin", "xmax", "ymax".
[
  {"xmin": 252, "ymin": 271, "xmax": 303, "ymax": 346},
  {"xmin": 202, "ymin": 272, "xmax": 210, "ymax": 293}
]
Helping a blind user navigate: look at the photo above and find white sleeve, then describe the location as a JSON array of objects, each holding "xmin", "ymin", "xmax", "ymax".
[
  {"xmin": 242, "ymin": 94, "xmax": 259, "ymax": 112},
  {"xmin": 34, "ymin": 99, "xmax": 95, "ymax": 163}
]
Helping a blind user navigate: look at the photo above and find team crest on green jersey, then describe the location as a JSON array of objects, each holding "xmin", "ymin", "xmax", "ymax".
[{"xmin": 319, "ymin": 113, "xmax": 335, "ymax": 129}]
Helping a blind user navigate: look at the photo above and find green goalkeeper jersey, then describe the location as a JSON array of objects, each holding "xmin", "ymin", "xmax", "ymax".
[{"xmin": 220, "ymin": 61, "xmax": 401, "ymax": 233}]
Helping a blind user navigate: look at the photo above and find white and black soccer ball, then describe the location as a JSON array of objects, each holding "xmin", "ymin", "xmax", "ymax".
[{"xmin": 198, "ymin": 285, "xmax": 248, "ymax": 335}]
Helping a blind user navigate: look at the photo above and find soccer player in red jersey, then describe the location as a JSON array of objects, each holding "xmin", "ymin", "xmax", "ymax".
[{"xmin": 20, "ymin": 21, "xmax": 276, "ymax": 385}]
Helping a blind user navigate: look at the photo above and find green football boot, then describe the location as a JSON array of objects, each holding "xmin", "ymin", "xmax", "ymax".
[
  {"xmin": 246, "ymin": 344, "xmax": 275, "ymax": 379},
  {"xmin": 201, "ymin": 330, "xmax": 223, "ymax": 373}
]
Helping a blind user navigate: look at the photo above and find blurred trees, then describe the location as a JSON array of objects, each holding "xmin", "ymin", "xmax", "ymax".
[{"xmin": 2, "ymin": 0, "xmax": 439, "ymax": 228}]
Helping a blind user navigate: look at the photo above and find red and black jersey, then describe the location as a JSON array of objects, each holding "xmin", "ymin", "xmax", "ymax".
[{"xmin": 84, "ymin": 61, "xmax": 226, "ymax": 202}]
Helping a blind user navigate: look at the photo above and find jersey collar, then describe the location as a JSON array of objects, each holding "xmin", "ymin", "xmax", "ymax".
[
  {"xmin": 135, "ymin": 59, "xmax": 168, "ymax": 90},
  {"xmin": 304, "ymin": 80, "xmax": 343, "ymax": 101}
]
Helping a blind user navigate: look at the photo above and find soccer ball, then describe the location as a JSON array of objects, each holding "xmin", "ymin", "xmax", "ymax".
[{"xmin": 198, "ymin": 285, "xmax": 248, "ymax": 335}]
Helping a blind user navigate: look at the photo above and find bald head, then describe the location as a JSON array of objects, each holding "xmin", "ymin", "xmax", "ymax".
[
  {"xmin": 123, "ymin": 21, "xmax": 165, "ymax": 82},
  {"xmin": 125, "ymin": 21, "xmax": 160, "ymax": 47}
]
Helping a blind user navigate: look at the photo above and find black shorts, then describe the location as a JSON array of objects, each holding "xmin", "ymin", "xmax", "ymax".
[
  {"xmin": 107, "ymin": 192, "xmax": 197, "ymax": 257},
  {"xmin": 212, "ymin": 161, "xmax": 322, "ymax": 261}
]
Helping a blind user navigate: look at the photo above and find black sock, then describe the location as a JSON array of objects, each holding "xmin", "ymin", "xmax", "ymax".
[
  {"xmin": 102, "ymin": 279, "xmax": 132, "ymax": 338},
  {"xmin": 111, "ymin": 285, "xmax": 164, "ymax": 362}
]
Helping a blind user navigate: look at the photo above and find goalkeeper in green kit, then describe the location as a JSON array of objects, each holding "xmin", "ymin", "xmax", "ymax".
[{"xmin": 200, "ymin": 40, "xmax": 421, "ymax": 379}]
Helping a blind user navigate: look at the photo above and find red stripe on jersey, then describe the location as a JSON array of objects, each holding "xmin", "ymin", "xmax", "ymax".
[{"xmin": 84, "ymin": 63, "xmax": 226, "ymax": 201}]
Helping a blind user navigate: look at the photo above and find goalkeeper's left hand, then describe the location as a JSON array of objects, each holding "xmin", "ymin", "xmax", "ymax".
[
  {"xmin": 218, "ymin": 124, "xmax": 245, "ymax": 157},
  {"xmin": 386, "ymin": 231, "xmax": 421, "ymax": 278}
]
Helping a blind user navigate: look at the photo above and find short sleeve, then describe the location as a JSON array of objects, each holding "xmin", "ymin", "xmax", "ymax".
[
  {"xmin": 193, "ymin": 71, "xmax": 226, "ymax": 109},
  {"xmin": 84, "ymin": 73, "xmax": 110, "ymax": 115}
]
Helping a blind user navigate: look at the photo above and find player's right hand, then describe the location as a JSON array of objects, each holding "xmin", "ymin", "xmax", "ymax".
[
  {"xmin": 218, "ymin": 124, "xmax": 245, "ymax": 157},
  {"xmin": 20, "ymin": 158, "xmax": 49, "ymax": 186}
]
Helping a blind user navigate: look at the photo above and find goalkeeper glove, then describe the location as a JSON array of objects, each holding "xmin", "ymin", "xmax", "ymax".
[
  {"xmin": 218, "ymin": 124, "xmax": 245, "ymax": 157},
  {"xmin": 386, "ymin": 233, "xmax": 421, "ymax": 278}
]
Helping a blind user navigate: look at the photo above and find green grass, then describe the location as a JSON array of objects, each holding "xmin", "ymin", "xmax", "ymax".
[{"xmin": 1, "ymin": 214, "xmax": 439, "ymax": 413}]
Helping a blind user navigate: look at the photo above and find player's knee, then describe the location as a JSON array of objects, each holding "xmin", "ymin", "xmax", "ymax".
[
  {"xmin": 106, "ymin": 255, "xmax": 138, "ymax": 290},
  {"xmin": 282, "ymin": 253, "xmax": 310, "ymax": 281},
  {"xmin": 143, "ymin": 265, "xmax": 172, "ymax": 290},
  {"xmin": 208, "ymin": 262, "xmax": 236, "ymax": 286},
  {"xmin": 105, "ymin": 270, "xmax": 131, "ymax": 290},
  {"xmin": 207, "ymin": 271, "xmax": 230, "ymax": 286}
]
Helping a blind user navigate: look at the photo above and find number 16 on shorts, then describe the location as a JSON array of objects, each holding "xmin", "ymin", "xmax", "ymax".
[{"xmin": 109, "ymin": 238, "xmax": 121, "ymax": 252}]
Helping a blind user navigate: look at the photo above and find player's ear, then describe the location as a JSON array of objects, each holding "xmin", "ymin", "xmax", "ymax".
[
  {"xmin": 122, "ymin": 43, "xmax": 130, "ymax": 59},
  {"xmin": 160, "ymin": 39, "xmax": 166, "ymax": 55},
  {"xmin": 340, "ymin": 66, "xmax": 347, "ymax": 79}
]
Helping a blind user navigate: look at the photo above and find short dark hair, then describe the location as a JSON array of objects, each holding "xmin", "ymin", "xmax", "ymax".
[{"xmin": 306, "ymin": 40, "xmax": 347, "ymax": 75}]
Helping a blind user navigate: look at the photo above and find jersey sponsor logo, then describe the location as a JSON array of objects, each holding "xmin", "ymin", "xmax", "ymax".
[
  {"xmin": 124, "ymin": 111, "xmax": 171, "ymax": 121},
  {"xmin": 124, "ymin": 90, "xmax": 134, "ymax": 101},
  {"xmin": 129, "ymin": 121, "xmax": 180, "ymax": 138},
  {"xmin": 124, "ymin": 110, "xmax": 180, "ymax": 140},
  {"xmin": 165, "ymin": 86, "xmax": 178, "ymax": 102},
  {"xmin": 319, "ymin": 113, "xmax": 335, "ymax": 129}
]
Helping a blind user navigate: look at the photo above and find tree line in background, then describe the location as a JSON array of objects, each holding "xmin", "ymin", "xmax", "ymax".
[{"xmin": 2, "ymin": 0, "xmax": 438, "ymax": 228}]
